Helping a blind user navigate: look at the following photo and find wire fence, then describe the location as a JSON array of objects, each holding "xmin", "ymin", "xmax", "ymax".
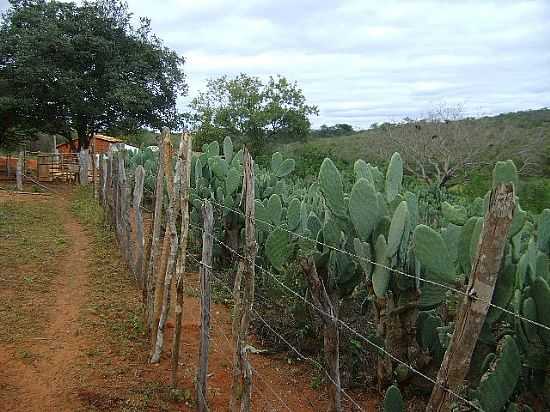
[
  {"xmin": 187, "ymin": 221, "xmax": 483, "ymax": 412},
  {"xmin": 202, "ymin": 197, "xmax": 550, "ymax": 334},
  {"xmin": 101, "ymin": 144, "xmax": 548, "ymax": 412},
  {"xmin": 186, "ymin": 252, "xmax": 363, "ymax": 411}
]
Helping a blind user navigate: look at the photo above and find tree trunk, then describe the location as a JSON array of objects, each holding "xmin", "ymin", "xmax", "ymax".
[
  {"xmin": 426, "ymin": 183, "xmax": 516, "ymax": 412},
  {"xmin": 197, "ymin": 201, "xmax": 213, "ymax": 412},
  {"xmin": 230, "ymin": 149, "xmax": 256, "ymax": 412},
  {"xmin": 172, "ymin": 133, "xmax": 193, "ymax": 387},
  {"xmin": 300, "ymin": 257, "xmax": 342, "ymax": 412}
]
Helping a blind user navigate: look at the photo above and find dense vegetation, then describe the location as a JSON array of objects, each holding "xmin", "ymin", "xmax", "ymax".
[
  {"xmin": 126, "ymin": 135, "xmax": 549, "ymax": 411},
  {"xmin": 0, "ymin": 0, "xmax": 186, "ymax": 150}
]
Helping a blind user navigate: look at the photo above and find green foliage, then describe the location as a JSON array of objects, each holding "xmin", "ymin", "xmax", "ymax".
[
  {"xmin": 0, "ymin": 0, "xmax": 186, "ymax": 148},
  {"xmin": 190, "ymin": 73, "xmax": 318, "ymax": 152},
  {"xmin": 265, "ymin": 228, "xmax": 291, "ymax": 271}
]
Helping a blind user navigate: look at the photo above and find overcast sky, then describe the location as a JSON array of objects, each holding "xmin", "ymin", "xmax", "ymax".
[{"xmin": 2, "ymin": 0, "xmax": 549, "ymax": 128}]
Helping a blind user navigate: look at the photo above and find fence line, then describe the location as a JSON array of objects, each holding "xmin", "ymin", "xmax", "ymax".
[
  {"xmin": 203, "ymin": 197, "xmax": 550, "ymax": 335},
  {"xmin": 185, "ymin": 253, "xmax": 357, "ymax": 411},
  {"xmin": 187, "ymin": 222, "xmax": 483, "ymax": 412},
  {"xmin": 186, "ymin": 253, "xmax": 294, "ymax": 412}
]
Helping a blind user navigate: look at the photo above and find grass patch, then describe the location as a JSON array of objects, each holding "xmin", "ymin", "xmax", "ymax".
[
  {"xmin": 71, "ymin": 186, "xmax": 179, "ymax": 411},
  {"xmin": 0, "ymin": 198, "xmax": 67, "ymax": 343}
]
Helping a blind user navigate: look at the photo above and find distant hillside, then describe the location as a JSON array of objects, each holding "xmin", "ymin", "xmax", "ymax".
[{"xmin": 270, "ymin": 108, "xmax": 550, "ymax": 179}]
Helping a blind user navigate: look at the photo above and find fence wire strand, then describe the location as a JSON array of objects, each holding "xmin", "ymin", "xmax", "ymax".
[
  {"xmin": 187, "ymin": 222, "xmax": 483, "ymax": 412},
  {"xmin": 186, "ymin": 253, "xmax": 294, "ymax": 412},
  {"xmin": 187, "ymin": 252, "xmax": 364, "ymax": 411},
  {"xmin": 202, "ymin": 197, "xmax": 550, "ymax": 334}
]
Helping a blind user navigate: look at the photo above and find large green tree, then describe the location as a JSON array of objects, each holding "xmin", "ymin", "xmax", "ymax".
[
  {"xmin": 190, "ymin": 73, "xmax": 318, "ymax": 151},
  {"xmin": 0, "ymin": 0, "xmax": 187, "ymax": 150}
]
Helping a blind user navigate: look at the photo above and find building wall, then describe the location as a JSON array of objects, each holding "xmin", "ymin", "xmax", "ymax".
[{"xmin": 57, "ymin": 138, "xmax": 118, "ymax": 154}]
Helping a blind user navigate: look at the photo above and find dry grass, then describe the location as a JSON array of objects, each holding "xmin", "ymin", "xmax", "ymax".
[{"xmin": 0, "ymin": 198, "xmax": 67, "ymax": 343}]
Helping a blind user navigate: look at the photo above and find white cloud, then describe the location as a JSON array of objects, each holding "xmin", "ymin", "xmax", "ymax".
[{"xmin": 2, "ymin": 0, "xmax": 548, "ymax": 128}]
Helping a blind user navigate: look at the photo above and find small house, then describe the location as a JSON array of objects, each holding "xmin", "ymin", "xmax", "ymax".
[{"xmin": 56, "ymin": 134, "xmax": 125, "ymax": 154}]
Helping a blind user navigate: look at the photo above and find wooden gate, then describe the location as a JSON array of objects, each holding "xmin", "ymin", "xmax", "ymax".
[{"xmin": 37, "ymin": 153, "xmax": 79, "ymax": 183}]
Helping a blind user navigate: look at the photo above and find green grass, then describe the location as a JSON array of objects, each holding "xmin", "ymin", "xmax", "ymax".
[
  {"xmin": 71, "ymin": 187, "xmax": 181, "ymax": 411},
  {"xmin": 0, "ymin": 198, "xmax": 67, "ymax": 343}
]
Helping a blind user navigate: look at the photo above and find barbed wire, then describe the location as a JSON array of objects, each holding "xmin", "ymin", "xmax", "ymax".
[
  {"xmin": 186, "ymin": 252, "xmax": 363, "ymax": 411},
  {"xmin": 201, "ymin": 197, "xmax": 550, "ymax": 334},
  {"xmin": 187, "ymin": 222, "xmax": 483, "ymax": 412},
  {"xmin": 121, "ymin": 166, "xmax": 550, "ymax": 334},
  {"xmin": 185, "ymin": 253, "xmax": 294, "ymax": 412}
]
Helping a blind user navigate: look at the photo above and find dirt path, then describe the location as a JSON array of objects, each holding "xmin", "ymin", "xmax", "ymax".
[
  {"xmin": 1, "ymin": 195, "xmax": 92, "ymax": 411},
  {"xmin": 1, "ymin": 189, "xmax": 378, "ymax": 411}
]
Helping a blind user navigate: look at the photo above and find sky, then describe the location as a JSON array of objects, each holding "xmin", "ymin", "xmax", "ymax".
[{"xmin": 1, "ymin": 0, "xmax": 549, "ymax": 128}]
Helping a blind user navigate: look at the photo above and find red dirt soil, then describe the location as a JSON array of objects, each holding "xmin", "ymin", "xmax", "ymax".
[{"xmin": 0, "ymin": 189, "xmax": 378, "ymax": 411}]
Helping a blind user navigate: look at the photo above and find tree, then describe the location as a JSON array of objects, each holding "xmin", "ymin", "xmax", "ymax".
[
  {"xmin": 190, "ymin": 73, "xmax": 318, "ymax": 151},
  {"xmin": 311, "ymin": 123, "xmax": 354, "ymax": 138},
  {"xmin": 0, "ymin": 0, "xmax": 187, "ymax": 150},
  {"xmin": 378, "ymin": 104, "xmax": 543, "ymax": 187}
]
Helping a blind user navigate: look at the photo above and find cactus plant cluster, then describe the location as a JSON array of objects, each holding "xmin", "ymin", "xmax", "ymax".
[{"xmin": 127, "ymin": 137, "xmax": 550, "ymax": 409}]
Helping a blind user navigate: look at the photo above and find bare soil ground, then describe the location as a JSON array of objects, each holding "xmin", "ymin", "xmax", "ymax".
[{"xmin": 0, "ymin": 186, "xmax": 377, "ymax": 411}]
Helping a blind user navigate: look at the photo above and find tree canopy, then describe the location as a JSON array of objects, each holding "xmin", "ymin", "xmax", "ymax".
[
  {"xmin": 0, "ymin": 0, "xmax": 187, "ymax": 150},
  {"xmin": 190, "ymin": 73, "xmax": 318, "ymax": 151}
]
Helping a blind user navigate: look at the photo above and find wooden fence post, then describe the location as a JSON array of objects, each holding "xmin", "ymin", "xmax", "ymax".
[
  {"xmin": 16, "ymin": 151, "xmax": 23, "ymax": 191},
  {"xmin": 426, "ymin": 183, "xmax": 516, "ymax": 412},
  {"xmin": 150, "ymin": 129, "xmax": 179, "ymax": 363},
  {"xmin": 145, "ymin": 131, "xmax": 167, "ymax": 333},
  {"xmin": 92, "ymin": 136, "xmax": 97, "ymax": 198},
  {"xmin": 106, "ymin": 150, "xmax": 113, "ymax": 223},
  {"xmin": 118, "ymin": 153, "xmax": 132, "ymax": 266},
  {"xmin": 100, "ymin": 155, "xmax": 108, "ymax": 209},
  {"xmin": 133, "ymin": 165, "xmax": 145, "ymax": 288},
  {"xmin": 197, "ymin": 200, "xmax": 213, "ymax": 412},
  {"xmin": 300, "ymin": 257, "xmax": 342, "ymax": 412},
  {"xmin": 112, "ymin": 152, "xmax": 120, "ymax": 232},
  {"xmin": 79, "ymin": 148, "xmax": 89, "ymax": 185},
  {"xmin": 172, "ymin": 133, "xmax": 193, "ymax": 387},
  {"xmin": 230, "ymin": 148, "xmax": 256, "ymax": 412}
]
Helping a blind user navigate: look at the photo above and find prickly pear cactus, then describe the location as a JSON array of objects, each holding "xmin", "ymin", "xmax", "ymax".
[
  {"xmin": 477, "ymin": 335, "xmax": 521, "ymax": 412},
  {"xmin": 319, "ymin": 158, "xmax": 347, "ymax": 218},
  {"xmin": 413, "ymin": 224, "xmax": 456, "ymax": 282},
  {"xmin": 383, "ymin": 384, "xmax": 404, "ymax": 412},
  {"xmin": 385, "ymin": 152, "xmax": 403, "ymax": 203},
  {"xmin": 493, "ymin": 159, "xmax": 519, "ymax": 190},
  {"xmin": 349, "ymin": 178, "xmax": 380, "ymax": 241}
]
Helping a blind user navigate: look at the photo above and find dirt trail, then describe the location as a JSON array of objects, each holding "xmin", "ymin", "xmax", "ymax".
[
  {"xmin": 2, "ymin": 196, "xmax": 91, "ymax": 411},
  {"xmin": 1, "ymin": 190, "xmax": 378, "ymax": 411}
]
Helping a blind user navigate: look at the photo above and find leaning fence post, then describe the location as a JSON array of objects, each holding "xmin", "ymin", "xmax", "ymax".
[
  {"xmin": 133, "ymin": 165, "xmax": 146, "ymax": 287},
  {"xmin": 230, "ymin": 148, "xmax": 256, "ymax": 412},
  {"xmin": 118, "ymin": 153, "xmax": 131, "ymax": 266},
  {"xmin": 172, "ymin": 133, "xmax": 193, "ymax": 387},
  {"xmin": 426, "ymin": 183, "xmax": 516, "ymax": 412},
  {"xmin": 151, "ymin": 129, "xmax": 179, "ymax": 363},
  {"xmin": 145, "ymin": 131, "xmax": 167, "ymax": 333},
  {"xmin": 16, "ymin": 151, "xmax": 23, "ymax": 191},
  {"xmin": 197, "ymin": 200, "xmax": 213, "ymax": 412}
]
